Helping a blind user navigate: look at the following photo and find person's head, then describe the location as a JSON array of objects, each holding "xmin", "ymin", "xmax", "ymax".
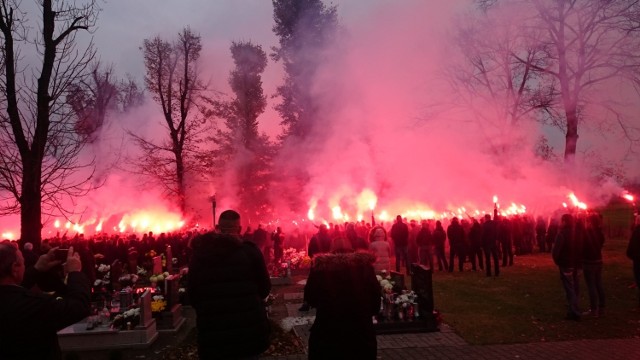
[
  {"xmin": 436, "ymin": 220, "xmax": 442, "ymax": 229},
  {"xmin": 0, "ymin": 242, "xmax": 24, "ymax": 285},
  {"xmin": 369, "ymin": 226, "xmax": 387, "ymax": 242},
  {"xmin": 396, "ymin": 215, "xmax": 403, "ymax": 223},
  {"xmin": 451, "ymin": 217, "xmax": 459, "ymax": 225},
  {"xmin": 217, "ymin": 210, "xmax": 242, "ymax": 235},
  {"xmin": 23, "ymin": 242, "xmax": 33, "ymax": 251},
  {"xmin": 484, "ymin": 214, "xmax": 491, "ymax": 222},
  {"xmin": 421, "ymin": 220, "xmax": 429, "ymax": 228}
]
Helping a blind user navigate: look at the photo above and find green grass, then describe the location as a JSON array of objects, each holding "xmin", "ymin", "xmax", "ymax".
[{"xmin": 431, "ymin": 237, "xmax": 640, "ymax": 345}]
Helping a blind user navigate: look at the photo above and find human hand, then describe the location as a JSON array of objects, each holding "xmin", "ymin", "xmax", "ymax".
[
  {"xmin": 64, "ymin": 246, "xmax": 82, "ymax": 273},
  {"xmin": 34, "ymin": 247, "xmax": 63, "ymax": 272}
]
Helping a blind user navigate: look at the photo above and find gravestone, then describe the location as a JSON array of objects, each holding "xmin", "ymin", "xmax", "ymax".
[
  {"xmin": 58, "ymin": 289, "xmax": 159, "ymax": 351},
  {"xmin": 152, "ymin": 256, "xmax": 162, "ymax": 275},
  {"xmin": 410, "ymin": 263, "xmax": 434, "ymax": 314},
  {"xmin": 164, "ymin": 275, "xmax": 180, "ymax": 308},
  {"xmin": 138, "ymin": 289, "xmax": 153, "ymax": 327},
  {"xmin": 389, "ymin": 271, "xmax": 405, "ymax": 291},
  {"xmin": 156, "ymin": 274, "xmax": 185, "ymax": 331},
  {"xmin": 166, "ymin": 245, "xmax": 174, "ymax": 273}
]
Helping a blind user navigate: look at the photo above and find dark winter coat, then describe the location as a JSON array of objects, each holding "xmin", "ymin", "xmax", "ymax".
[
  {"xmin": 433, "ymin": 227, "xmax": 446, "ymax": 249},
  {"xmin": 390, "ymin": 221, "xmax": 410, "ymax": 247},
  {"xmin": 187, "ymin": 232, "xmax": 271, "ymax": 359},
  {"xmin": 553, "ymin": 224, "xmax": 583, "ymax": 268},
  {"xmin": 447, "ymin": 222, "xmax": 465, "ymax": 250},
  {"xmin": 468, "ymin": 222, "xmax": 482, "ymax": 249},
  {"xmin": 583, "ymin": 225, "xmax": 605, "ymax": 263},
  {"xmin": 0, "ymin": 271, "xmax": 90, "ymax": 360},
  {"xmin": 416, "ymin": 227, "xmax": 433, "ymax": 248},
  {"xmin": 308, "ymin": 230, "xmax": 332, "ymax": 258},
  {"xmin": 627, "ymin": 225, "xmax": 640, "ymax": 261},
  {"xmin": 481, "ymin": 219, "xmax": 498, "ymax": 249},
  {"xmin": 304, "ymin": 251, "xmax": 381, "ymax": 360}
]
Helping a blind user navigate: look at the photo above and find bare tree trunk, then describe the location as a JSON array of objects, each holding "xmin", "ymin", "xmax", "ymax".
[
  {"xmin": 564, "ymin": 108, "xmax": 579, "ymax": 163},
  {"xmin": 20, "ymin": 164, "xmax": 43, "ymax": 247}
]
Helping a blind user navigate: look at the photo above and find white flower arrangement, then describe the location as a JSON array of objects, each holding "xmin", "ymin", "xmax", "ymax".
[
  {"xmin": 96, "ymin": 264, "xmax": 110, "ymax": 273},
  {"xmin": 123, "ymin": 307, "xmax": 140, "ymax": 318},
  {"xmin": 394, "ymin": 291, "xmax": 418, "ymax": 307}
]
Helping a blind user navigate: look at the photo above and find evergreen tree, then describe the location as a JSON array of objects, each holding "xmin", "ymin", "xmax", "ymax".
[
  {"xmin": 214, "ymin": 41, "xmax": 274, "ymax": 223},
  {"xmin": 271, "ymin": 0, "xmax": 338, "ymax": 140}
]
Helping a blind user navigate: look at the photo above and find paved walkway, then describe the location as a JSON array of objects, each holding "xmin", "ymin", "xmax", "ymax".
[
  {"xmin": 264, "ymin": 323, "xmax": 640, "ymax": 360},
  {"xmin": 263, "ymin": 293, "xmax": 640, "ymax": 360}
]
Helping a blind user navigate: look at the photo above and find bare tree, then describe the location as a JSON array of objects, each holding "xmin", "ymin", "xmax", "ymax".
[
  {"xmin": 448, "ymin": 6, "xmax": 554, "ymax": 157},
  {"xmin": 133, "ymin": 27, "xmax": 208, "ymax": 214},
  {"xmin": 518, "ymin": 0, "xmax": 640, "ymax": 162},
  {"xmin": 66, "ymin": 61, "xmax": 119, "ymax": 143},
  {"xmin": 0, "ymin": 0, "xmax": 99, "ymax": 247}
]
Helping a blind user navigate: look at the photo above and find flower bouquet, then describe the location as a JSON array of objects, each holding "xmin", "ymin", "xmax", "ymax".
[
  {"xmin": 394, "ymin": 290, "xmax": 418, "ymax": 321},
  {"xmin": 111, "ymin": 307, "xmax": 140, "ymax": 330},
  {"xmin": 151, "ymin": 295, "xmax": 167, "ymax": 314}
]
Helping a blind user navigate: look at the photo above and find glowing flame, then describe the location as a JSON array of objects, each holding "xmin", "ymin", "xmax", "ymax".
[
  {"xmin": 331, "ymin": 206, "xmax": 343, "ymax": 221},
  {"xmin": 623, "ymin": 193, "xmax": 635, "ymax": 202},
  {"xmin": 379, "ymin": 210, "xmax": 390, "ymax": 222},
  {"xmin": 95, "ymin": 221, "xmax": 103, "ymax": 232},
  {"xmin": 54, "ymin": 220, "xmax": 60, "ymax": 228},
  {"xmin": 65, "ymin": 221, "xmax": 71, "ymax": 229},
  {"xmin": 307, "ymin": 208, "xmax": 315, "ymax": 221},
  {"xmin": 493, "ymin": 195, "xmax": 498, "ymax": 203},
  {"xmin": 2, "ymin": 232, "xmax": 14, "ymax": 240},
  {"xmin": 568, "ymin": 192, "xmax": 588, "ymax": 210}
]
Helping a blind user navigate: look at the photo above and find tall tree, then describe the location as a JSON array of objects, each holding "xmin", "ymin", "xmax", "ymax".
[
  {"xmin": 0, "ymin": 0, "xmax": 98, "ymax": 247},
  {"xmin": 133, "ymin": 27, "xmax": 207, "ymax": 214},
  {"xmin": 213, "ymin": 41, "xmax": 274, "ymax": 223},
  {"xmin": 515, "ymin": 0, "xmax": 640, "ymax": 163},
  {"xmin": 271, "ymin": 0, "xmax": 339, "ymax": 140}
]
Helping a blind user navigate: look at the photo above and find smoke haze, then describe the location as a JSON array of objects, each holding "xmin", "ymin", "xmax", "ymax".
[{"xmin": 1, "ymin": 0, "xmax": 637, "ymax": 236}]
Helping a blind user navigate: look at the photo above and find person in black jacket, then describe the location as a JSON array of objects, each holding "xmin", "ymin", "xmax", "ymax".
[
  {"xmin": 390, "ymin": 215, "xmax": 410, "ymax": 274},
  {"xmin": 447, "ymin": 217, "xmax": 465, "ymax": 272},
  {"xmin": 0, "ymin": 242, "xmax": 90, "ymax": 360},
  {"xmin": 552, "ymin": 213, "xmax": 584, "ymax": 321},
  {"xmin": 626, "ymin": 215, "xmax": 640, "ymax": 307},
  {"xmin": 482, "ymin": 214, "xmax": 500, "ymax": 277},
  {"xmin": 468, "ymin": 219, "xmax": 484, "ymax": 271},
  {"xmin": 304, "ymin": 239, "xmax": 381, "ymax": 360},
  {"xmin": 433, "ymin": 221, "xmax": 449, "ymax": 271},
  {"xmin": 583, "ymin": 213, "xmax": 605, "ymax": 317},
  {"xmin": 187, "ymin": 210, "xmax": 271, "ymax": 359}
]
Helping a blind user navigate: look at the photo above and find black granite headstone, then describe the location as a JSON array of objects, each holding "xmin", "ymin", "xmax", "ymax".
[{"xmin": 410, "ymin": 263, "xmax": 434, "ymax": 314}]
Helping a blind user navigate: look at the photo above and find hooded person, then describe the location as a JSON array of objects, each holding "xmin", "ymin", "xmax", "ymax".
[
  {"xmin": 187, "ymin": 210, "xmax": 271, "ymax": 359},
  {"xmin": 304, "ymin": 238, "xmax": 381, "ymax": 359}
]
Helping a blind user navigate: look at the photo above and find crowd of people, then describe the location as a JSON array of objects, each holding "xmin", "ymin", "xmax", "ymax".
[{"xmin": 2, "ymin": 208, "xmax": 640, "ymax": 359}]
